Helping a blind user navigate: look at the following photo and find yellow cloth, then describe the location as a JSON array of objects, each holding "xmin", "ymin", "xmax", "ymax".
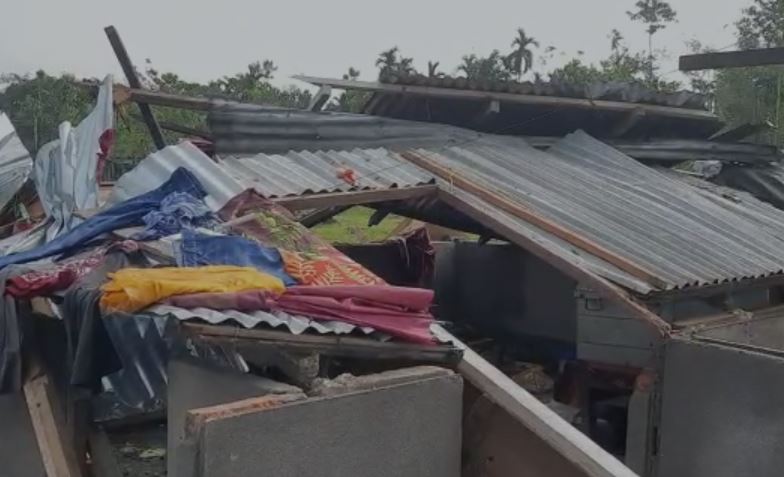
[{"xmin": 100, "ymin": 265, "xmax": 285, "ymax": 313}]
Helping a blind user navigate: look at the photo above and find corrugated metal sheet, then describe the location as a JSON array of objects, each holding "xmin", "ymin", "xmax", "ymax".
[
  {"xmin": 109, "ymin": 142, "xmax": 244, "ymax": 211},
  {"xmin": 381, "ymin": 74, "xmax": 710, "ymax": 110},
  {"xmin": 421, "ymin": 130, "xmax": 784, "ymax": 292},
  {"xmin": 0, "ymin": 113, "xmax": 33, "ymax": 212},
  {"xmin": 208, "ymin": 104, "xmax": 481, "ymax": 156},
  {"xmin": 220, "ymin": 148, "xmax": 434, "ymax": 197},
  {"xmin": 148, "ymin": 305, "xmax": 381, "ymax": 336}
]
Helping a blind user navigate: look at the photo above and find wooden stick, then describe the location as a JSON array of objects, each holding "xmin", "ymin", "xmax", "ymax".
[
  {"xmin": 401, "ymin": 151, "xmax": 668, "ymax": 290},
  {"xmin": 104, "ymin": 26, "xmax": 166, "ymax": 150},
  {"xmin": 24, "ymin": 376, "xmax": 82, "ymax": 477}
]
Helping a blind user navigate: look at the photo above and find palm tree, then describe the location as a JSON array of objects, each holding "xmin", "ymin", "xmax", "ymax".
[
  {"xmin": 508, "ymin": 28, "xmax": 540, "ymax": 80},
  {"xmin": 428, "ymin": 61, "xmax": 443, "ymax": 78},
  {"xmin": 376, "ymin": 47, "xmax": 399, "ymax": 78}
]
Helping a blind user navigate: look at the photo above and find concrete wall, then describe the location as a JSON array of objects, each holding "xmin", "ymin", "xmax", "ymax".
[
  {"xmin": 187, "ymin": 367, "xmax": 463, "ymax": 477},
  {"xmin": 434, "ymin": 241, "xmax": 578, "ymax": 344},
  {"xmin": 657, "ymin": 338, "xmax": 784, "ymax": 477},
  {"xmin": 167, "ymin": 359, "xmax": 304, "ymax": 477}
]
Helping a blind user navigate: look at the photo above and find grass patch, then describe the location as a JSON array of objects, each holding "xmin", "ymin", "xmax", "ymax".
[{"xmin": 313, "ymin": 206, "xmax": 406, "ymax": 244}]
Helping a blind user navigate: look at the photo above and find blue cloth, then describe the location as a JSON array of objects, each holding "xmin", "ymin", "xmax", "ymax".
[
  {"xmin": 0, "ymin": 168, "xmax": 207, "ymax": 270},
  {"xmin": 134, "ymin": 192, "xmax": 215, "ymax": 240},
  {"xmin": 178, "ymin": 230, "xmax": 297, "ymax": 286}
]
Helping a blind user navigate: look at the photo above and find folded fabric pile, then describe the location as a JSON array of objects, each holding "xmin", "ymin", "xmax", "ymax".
[
  {"xmin": 164, "ymin": 285, "xmax": 436, "ymax": 344},
  {"xmin": 134, "ymin": 192, "xmax": 216, "ymax": 240},
  {"xmin": 100, "ymin": 265, "xmax": 285, "ymax": 313},
  {"xmin": 6, "ymin": 241, "xmax": 139, "ymax": 299}
]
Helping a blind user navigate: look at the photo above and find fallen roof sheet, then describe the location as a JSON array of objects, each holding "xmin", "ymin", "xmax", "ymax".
[
  {"xmin": 0, "ymin": 113, "xmax": 33, "ymax": 213},
  {"xmin": 294, "ymin": 75, "xmax": 723, "ymax": 140},
  {"xmin": 379, "ymin": 74, "xmax": 710, "ymax": 110},
  {"xmin": 220, "ymin": 148, "xmax": 434, "ymax": 198},
  {"xmin": 148, "ymin": 305, "xmax": 380, "ymax": 336},
  {"xmin": 208, "ymin": 104, "xmax": 481, "ymax": 156},
  {"xmin": 109, "ymin": 141, "xmax": 244, "ymax": 211}
]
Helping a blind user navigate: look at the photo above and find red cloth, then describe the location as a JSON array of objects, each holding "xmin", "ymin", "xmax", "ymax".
[
  {"xmin": 163, "ymin": 285, "xmax": 436, "ymax": 345},
  {"xmin": 5, "ymin": 241, "xmax": 138, "ymax": 299}
]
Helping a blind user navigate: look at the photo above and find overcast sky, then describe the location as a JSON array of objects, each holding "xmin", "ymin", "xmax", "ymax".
[{"xmin": 0, "ymin": 0, "xmax": 752, "ymax": 89}]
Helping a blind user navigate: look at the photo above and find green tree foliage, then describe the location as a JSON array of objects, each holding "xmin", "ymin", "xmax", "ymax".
[
  {"xmin": 0, "ymin": 71, "xmax": 93, "ymax": 152},
  {"xmin": 0, "ymin": 60, "xmax": 314, "ymax": 160},
  {"xmin": 328, "ymin": 67, "xmax": 370, "ymax": 113},
  {"xmin": 508, "ymin": 28, "xmax": 540, "ymax": 79},
  {"xmin": 737, "ymin": 0, "xmax": 784, "ymax": 48},
  {"xmin": 458, "ymin": 51, "xmax": 514, "ymax": 82},
  {"xmin": 427, "ymin": 61, "xmax": 444, "ymax": 78},
  {"xmin": 375, "ymin": 47, "xmax": 416, "ymax": 79},
  {"xmin": 627, "ymin": 0, "xmax": 677, "ymax": 82},
  {"xmin": 712, "ymin": 0, "xmax": 784, "ymax": 144}
]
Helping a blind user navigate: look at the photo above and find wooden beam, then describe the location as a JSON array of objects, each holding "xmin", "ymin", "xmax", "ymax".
[
  {"xmin": 435, "ymin": 188, "xmax": 670, "ymax": 336},
  {"xmin": 24, "ymin": 375, "xmax": 82, "ymax": 477},
  {"xmin": 431, "ymin": 325, "xmax": 639, "ymax": 477},
  {"xmin": 680, "ymin": 47, "xmax": 784, "ymax": 71},
  {"xmin": 104, "ymin": 26, "xmax": 166, "ymax": 149},
  {"xmin": 294, "ymin": 75, "xmax": 719, "ymax": 121},
  {"xmin": 273, "ymin": 184, "xmax": 438, "ymax": 211},
  {"xmin": 299, "ymin": 206, "xmax": 352, "ymax": 228},
  {"xmin": 113, "ymin": 84, "xmax": 213, "ymax": 111},
  {"xmin": 308, "ymin": 85, "xmax": 332, "ymax": 111},
  {"xmin": 183, "ymin": 323, "xmax": 463, "ymax": 364},
  {"xmin": 402, "ymin": 151, "xmax": 667, "ymax": 291}
]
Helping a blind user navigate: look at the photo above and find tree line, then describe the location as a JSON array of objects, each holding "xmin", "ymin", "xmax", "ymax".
[{"xmin": 1, "ymin": 0, "xmax": 782, "ymax": 160}]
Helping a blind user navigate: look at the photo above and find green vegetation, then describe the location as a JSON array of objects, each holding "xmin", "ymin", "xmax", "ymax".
[{"xmin": 312, "ymin": 207, "xmax": 406, "ymax": 244}]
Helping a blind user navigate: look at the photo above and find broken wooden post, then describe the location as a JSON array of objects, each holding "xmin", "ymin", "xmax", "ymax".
[{"xmin": 104, "ymin": 25, "xmax": 167, "ymax": 149}]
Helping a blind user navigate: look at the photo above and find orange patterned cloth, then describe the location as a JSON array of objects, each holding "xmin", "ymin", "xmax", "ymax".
[{"xmin": 218, "ymin": 191, "xmax": 385, "ymax": 286}]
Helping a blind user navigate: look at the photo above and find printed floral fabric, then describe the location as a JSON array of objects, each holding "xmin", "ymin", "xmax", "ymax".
[{"xmin": 218, "ymin": 191, "xmax": 384, "ymax": 286}]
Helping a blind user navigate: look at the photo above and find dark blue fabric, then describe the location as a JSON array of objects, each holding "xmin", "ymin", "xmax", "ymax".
[
  {"xmin": 0, "ymin": 168, "xmax": 207, "ymax": 270},
  {"xmin": 134, "ymin": 192, "xmax": 215, "ymax": 240},
  {"xmin": 179, "ymin": 230, "xmax": 297, "ymax": 286}
]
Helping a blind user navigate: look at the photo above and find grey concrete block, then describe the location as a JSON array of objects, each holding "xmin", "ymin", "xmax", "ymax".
[
  {"xmin": 0, "ymin": 393, "xmax": 47, "ymax": 477},
  {"xmin": 192, "ymin": 369, "xmax": 463, "ymax": 477},
  {"xmin": 310, "ymin": 365, "xmax": 454, "ymax": 397},
  {"xmin": 167, "ymin": 359, "xmax": 304, "ymax": 477}
]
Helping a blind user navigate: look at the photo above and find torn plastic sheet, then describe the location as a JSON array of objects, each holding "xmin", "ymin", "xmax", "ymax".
[{"xmin": 34, "ymin": 75, "xmax": 114, "ymax": 241}]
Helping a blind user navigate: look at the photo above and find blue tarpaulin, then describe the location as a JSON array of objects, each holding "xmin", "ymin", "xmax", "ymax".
[
  {"xmin": 178, "ymin": 230, "xmax": 297, "ymax": 286},
  {"xmin": 0, "ymin": 168, "xmax": 206, "ymax": 270}
]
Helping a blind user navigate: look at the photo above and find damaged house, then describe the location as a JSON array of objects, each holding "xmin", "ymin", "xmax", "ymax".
[{"xmin": 3, "ymin": 35, "xmax": 784, "ymax": 477}]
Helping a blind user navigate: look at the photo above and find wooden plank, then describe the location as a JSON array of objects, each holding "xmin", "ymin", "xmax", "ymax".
[
  {"xmin": 431, "ymin": 325, "xmax": 639, "ymax": 477},
  {"xmin": 24, "ymin": 375, "xmax": 82, "ymax": 477},
  {"xmin": 680, "ymin": 47, "xmax": 784, "ymax": 71},
  {"xmin": 104, "ymin": 26, "xmax": 166, "ymax": 149},
  {"xmin": 294, "ymin": 75, "xmax": 719, "ymax": 121},
  {"xmin": 402, "ymin": 151, "xmax": 667, "ymax": 290},
  {"xmin": 436, "ymin": 188, "xmax": 671, "ymax": 336},
  {"xmin": 273, "ymin": 184, "xmax": 437, "ymax": 211},
  {"xmin": 183, "ymin": 323, "xmax": 463, "ymax": 363}
]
